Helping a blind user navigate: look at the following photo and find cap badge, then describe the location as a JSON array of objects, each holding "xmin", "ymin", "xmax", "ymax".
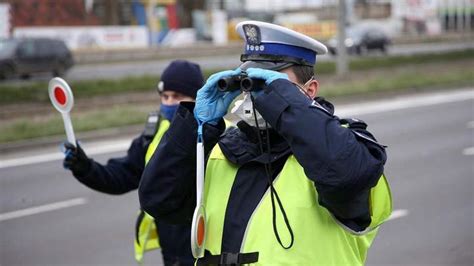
[
  {"xmin": 157, "ymin": 81, "xmax": 164, "ymax": 92},
  {"xmin": 243, "ymin": 24, "xmax": 261, "ymax": 45}
]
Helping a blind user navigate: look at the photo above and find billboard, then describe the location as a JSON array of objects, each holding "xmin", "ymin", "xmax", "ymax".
[
  {"xmin": 392, "ymin": 0, "xmax": 442, "ymax": 35},
  {"xmin": 14, "ymin": 26, "xmax": 149, "ymax": 50}
]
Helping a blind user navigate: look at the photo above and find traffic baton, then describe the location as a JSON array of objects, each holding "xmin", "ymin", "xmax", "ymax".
[
  {"xmin": 191, "ymin": 127, "xmax": 207, "ymax": 258},
  {"xmin": 48, "ymin": 77, "xmax": 76, "ymax": 146}
]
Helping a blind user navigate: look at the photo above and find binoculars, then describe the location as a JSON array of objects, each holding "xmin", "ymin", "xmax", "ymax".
[{"xmin": 217, "ymin": 74, "xmax": 265, "ymax": 92}]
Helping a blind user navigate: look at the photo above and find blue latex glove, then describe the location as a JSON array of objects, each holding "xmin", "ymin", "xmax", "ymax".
[
  {"xmin": 194, "ymin": 68, "xmax": 242, "ymax": 125},
  {"xmin": 246, "ymin": 68, "xmax": 289, "ymax": 85}
]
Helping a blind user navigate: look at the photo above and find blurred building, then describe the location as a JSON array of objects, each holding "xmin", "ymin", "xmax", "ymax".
[
  {"xmin": 221, "ymin": 0, "xmax": 472, "ymax": 39},
  {"xmin": 0, "ymin": 0, "xmax": 205, "ymax": 31},
  {"xmin": 0, "ymin": 3, "xmax": 10, "ymax": 38},
  {"xmin": 1, "ymin": 0, "xmax": 471, "ymax": 47},
  {"xmin": 0, "ymin": 0, "xmax": 100, "ymax": 27}
]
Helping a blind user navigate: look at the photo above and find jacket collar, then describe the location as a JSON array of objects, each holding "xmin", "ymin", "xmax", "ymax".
[
  {"xmin": 218, "ymin": 97, "xmax": 334, "ymax": 166},
  {"xmin": 218, "ymin": 121, "xmax": 290, "ymax": 166}
]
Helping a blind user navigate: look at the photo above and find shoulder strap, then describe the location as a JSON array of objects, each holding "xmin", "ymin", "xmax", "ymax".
[
  {"xmin": 340, "ymin": 117, "xmax": 387, "ymax": 148},
  {"xmin": 143, "ymin": 111, "xmax": 161, "ymax": 139}
]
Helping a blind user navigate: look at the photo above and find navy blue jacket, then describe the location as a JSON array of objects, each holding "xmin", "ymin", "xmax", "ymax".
[
  {"xmin": 139, "ymin": 79, "xmax": 387, "ymax": 254},
  {"xmin": 74, "ymin": 133, "xmax": 148, "ymax": 194}
]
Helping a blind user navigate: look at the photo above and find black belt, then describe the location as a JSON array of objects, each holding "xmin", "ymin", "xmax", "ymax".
[{"xmin": 197, "ymin": 250, "xmax": 259, "ymax": 265}]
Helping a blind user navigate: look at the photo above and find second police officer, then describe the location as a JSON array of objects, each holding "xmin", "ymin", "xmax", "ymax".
[
  {"xmin": 63, "ymin": 60, "xmax": 203, "ymax": 265},
  {"xmin": 139, "ymin": 21, "xmax": 392, "ymax": 265}
]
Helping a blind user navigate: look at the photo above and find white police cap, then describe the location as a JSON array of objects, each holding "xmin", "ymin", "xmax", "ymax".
[{"xmin": 236, "ymin": 20, "xmax": 328, "ymax": 70}]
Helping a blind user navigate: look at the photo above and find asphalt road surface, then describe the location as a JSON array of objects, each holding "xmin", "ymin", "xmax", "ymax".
[{"xmin": 1, "ymin": 88, "xmax": 473, "ymax": 265}]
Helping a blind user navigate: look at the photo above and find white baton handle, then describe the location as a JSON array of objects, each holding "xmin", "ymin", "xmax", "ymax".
[
  {"xmin": 196, "ymin": 142, "xmax": 204, "ymax": 204},
  {"xmin": 62, "ymin": 112, "xmax": 76, "ymax": 146},
  {"xmin": 191, "ymin": 137, "xmax": 206, "ymax": 258}
]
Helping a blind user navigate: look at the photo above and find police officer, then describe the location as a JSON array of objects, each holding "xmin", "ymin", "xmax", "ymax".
[
  {"xmin": 63, "ymin": 60, "xmax": 203, "ymax": 265},
  {"xmin": 139, "ymin": 21, "xmax": 392, "ymax": 265}
]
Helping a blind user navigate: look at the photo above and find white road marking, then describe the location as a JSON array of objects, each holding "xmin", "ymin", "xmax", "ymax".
[
  {"xmin": 1, "ymin": 88, "xmax": 472, "ymax": 169},
  {"xmin": 462, "ymin": 147, "xmax": 474, "ymax": 156},
  {"xmin": 387, "ymin": 209, "xmax": 409, "ymax": 221},
  {"xmin": 0, "ymin": 198, "xmax": 88, "ymax": 222},
  {"xmin": 336, "ymin": 88, "xmax": 474, "ymax": 117},
  {"xmin": 0, "ymin": 139, "xmax": 131, "ymax": 169}
]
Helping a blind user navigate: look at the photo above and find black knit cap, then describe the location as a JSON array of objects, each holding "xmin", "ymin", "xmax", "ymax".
[{"xmin": 158, "ymin": 60, "xmax": 204, "ymax": 99}]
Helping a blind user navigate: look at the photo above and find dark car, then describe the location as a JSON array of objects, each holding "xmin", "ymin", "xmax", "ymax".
[
  {"xmin": 327, "ymin": 25, "xmax": 391, "ymax": 55},
  {"xmin": 0, "ymin": 38, "xmax": 74, "ymax": 80}
]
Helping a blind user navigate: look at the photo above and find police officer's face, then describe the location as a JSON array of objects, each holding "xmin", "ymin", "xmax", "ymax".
[
  {"xmin": 280, "ymin": 68, "xmax": 319, "ymax": 99},
  {"xmin": 160, "ymin": 91, "xmax": 194, "ymax": 105}
]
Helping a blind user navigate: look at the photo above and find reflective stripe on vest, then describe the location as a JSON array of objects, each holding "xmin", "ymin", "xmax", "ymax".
[
  {"xmin": 203, "ymin": 145, "xmax": 392, "ymax": 265},
  {"xmin": 134, "ymin": 118, "xmax": 170, "ymax": 264},
  {"xmin": 145, "ymin": 119, "xmax": 171, "ymax": 164}
]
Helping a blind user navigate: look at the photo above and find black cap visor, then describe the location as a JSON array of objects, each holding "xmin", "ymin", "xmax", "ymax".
[
  {"xmin": 239, "ymin": 53, "xmax": 315, "ymax": 72},
  {"xmin": 239, "ymin": 60, "xmax": 293, "ymax": 71}
]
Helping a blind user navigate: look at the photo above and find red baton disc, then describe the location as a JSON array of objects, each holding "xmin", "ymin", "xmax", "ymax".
[
  {"xmin": 197, "ymin": 215, "xmax": 205, "ymax": 247},
  {"xmin": 54, "ymin": 87, "xmax": 67, "ymax": 105},
  {"xmin": 49, "ymin": 77, "xmax": 74, "ymax": 114}
]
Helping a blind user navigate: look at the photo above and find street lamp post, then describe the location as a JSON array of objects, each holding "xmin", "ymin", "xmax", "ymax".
[{"xmin": 336, "ymin": 0, "xmax": 349, "ymax": 77}]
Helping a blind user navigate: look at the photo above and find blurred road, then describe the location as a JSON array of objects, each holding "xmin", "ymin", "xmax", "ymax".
[
  {"xmin": 65, "ymin": 41, "xmax": 474, "ymax": 81},
  {"xmin": 1, "ymin": 41, "xmax": 472, "ymax": 84},
  {"xmin": 1, "ymin": 88, "xmax": 473, "ymax": 265}
]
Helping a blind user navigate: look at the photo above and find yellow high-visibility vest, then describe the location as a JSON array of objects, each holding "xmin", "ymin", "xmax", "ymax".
[
  {"xmin": 202, "ymin": 144, "xmax": 392, "ymax": 265},
  {"xmin": 134, "ymin": 117, "xmax": 234, "ymax": 264},
  {"xmin": 134, "ymin": 118, "xmax": 170, "ymax": 264}
]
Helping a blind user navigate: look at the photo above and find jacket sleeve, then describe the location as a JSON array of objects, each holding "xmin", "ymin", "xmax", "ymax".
[
  {"xmin": 255, "ymin": 79, "xmax": 387, "ymax": 230},
  {"xmin": 73, "ymin": 134, "xmax": 148, "ymax": 195},
  {"xmin": 139, "ymin": 102, "xmax": 225, "ymax": 224}
]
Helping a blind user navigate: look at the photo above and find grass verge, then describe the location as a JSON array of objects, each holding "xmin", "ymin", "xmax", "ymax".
[
  {"xmin": 1, "ymin": 60, "xmax": 472, "ymax": 144},
  {"xmin": 320, "ymin": 65, "xmax": 474, "ymax": 98},
  {"xmin": 0, "ymin": 105, "xmax": 153, "ymax": 143}
]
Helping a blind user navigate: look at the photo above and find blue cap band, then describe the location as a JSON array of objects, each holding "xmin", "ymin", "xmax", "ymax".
[{"xmin": 244, "ymin": 42, "xmax": 317, "ymax": 65}]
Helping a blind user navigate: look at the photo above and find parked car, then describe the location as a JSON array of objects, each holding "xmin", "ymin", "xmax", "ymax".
[
  {"xmin": 0, "ymin": 38, "xmax": 74, "ymax": 80},
  {"xmin": 327, "ymin": 25, "xmax": 391, "ymax": 55}
]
